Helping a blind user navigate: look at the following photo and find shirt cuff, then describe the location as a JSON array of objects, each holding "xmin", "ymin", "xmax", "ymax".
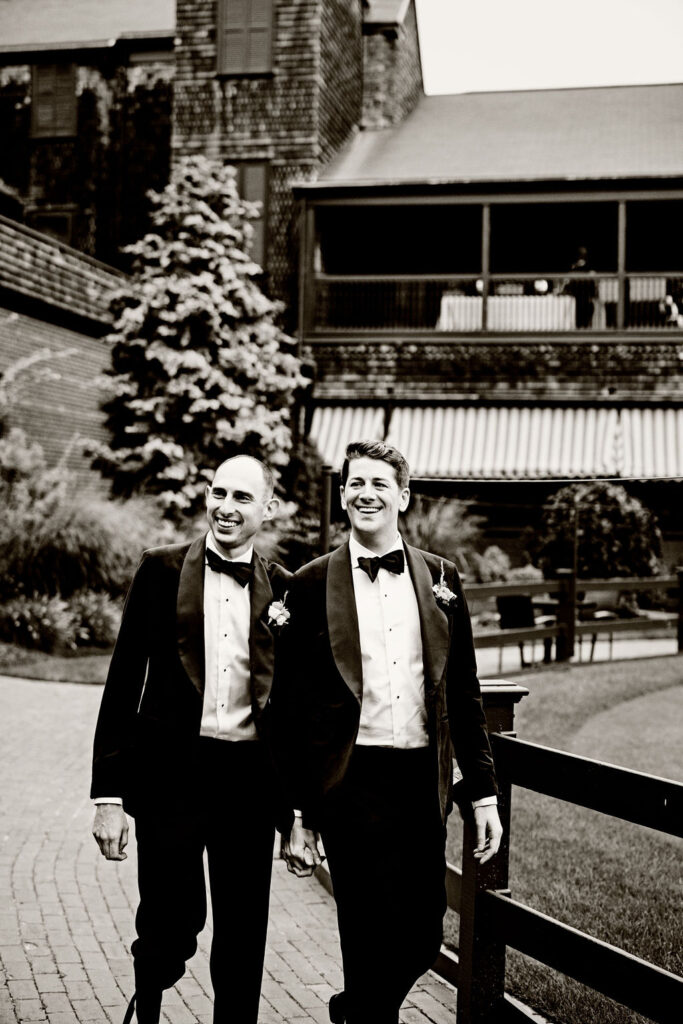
[
  {"xmin": 93, "ymin": 798, "xmax": 123, "ymax": 805},
  {"xmin": 472, "ymin": 796, "xmax": 498, "ymax": 809}
]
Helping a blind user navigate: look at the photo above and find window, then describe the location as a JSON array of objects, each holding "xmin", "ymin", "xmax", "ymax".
[
  {"xmin": 234, "ymin": 162, "xmax": 268, "ymax": 268},
  {"xmin": 31, "ymin": 64, "xmax": 77, "ymax": 138},
  {"xmin": 26, "ymin": 208, "xmax": 74, "ymax": 246},
  {"xmin": 217, "ymin": 0, "xmax": 274, "ymax": 76}
]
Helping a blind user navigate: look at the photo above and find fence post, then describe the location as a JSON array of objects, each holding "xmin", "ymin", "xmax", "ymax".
[
  {"xmin": 554, "ymin": 568, "xmax": 576, "ymax": 662},
  {"xmin": 457, "ymin": 682, "xmax": 529, "ymax": 1024},
  {"xmin": 319, "ymin": 464, "xmax": 333, "ymax": 555},
  {"xmin": 677, "ymin": 568, "xmax": 683, "ymax": 654}
]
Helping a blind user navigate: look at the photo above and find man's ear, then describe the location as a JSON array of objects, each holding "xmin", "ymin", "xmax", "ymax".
[
  {"xmin": 205, "ymin": 484, "xmax": 212, "ymax": 502},
  {"xmin": 398, "ymin": 487, "xmax": 410, "ymax": 513},
  {"xmin": 340, "ymin": 485, "xmax": 347, "ymax": 511},
  {"xmin": 264, "ymin": 496, "xmax": 280, "ymax": 521}
]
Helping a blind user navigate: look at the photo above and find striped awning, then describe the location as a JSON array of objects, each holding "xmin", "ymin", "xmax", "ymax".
[{"xmin": 308, "ymin": 405, "xmax": 683, "ymax": 480}]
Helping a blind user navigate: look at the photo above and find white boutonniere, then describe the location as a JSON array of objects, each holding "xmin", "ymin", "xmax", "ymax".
[
  {"xmin": 433, "ymin": 561, "xmax": 457, "ymax": 611},
  {"xmin": 267, "ymin": 592, "xmax": 290, "ymax": 629}
]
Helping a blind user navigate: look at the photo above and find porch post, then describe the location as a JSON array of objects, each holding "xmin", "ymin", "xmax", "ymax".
[
  {"xmin": 616, "ymin": 201, "xmax": 627, "ymax": 330},
  {"xmin": 555, "ymin": 568, "xmax": 577, "ymax": 662},
  {"xmin": 481, "ymin": 204, "xmax": 491, "ymax": 332},
  {"xmin": 457, "ymin": 681, "xmax": 529, "ymax": 1024},
  {"xmin": 677, "ymin": 567, "xmax": 683, "ymax": 654}
]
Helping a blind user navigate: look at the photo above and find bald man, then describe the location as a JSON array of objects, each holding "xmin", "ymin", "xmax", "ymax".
[{"xmin": 91, "ymin": 456, "xmax": 292, "ymax": 1024}]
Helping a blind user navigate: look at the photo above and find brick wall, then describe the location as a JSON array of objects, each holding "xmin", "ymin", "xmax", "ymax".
[
  {"xmin": 174, "ymin": 0, "xmax": 367, "ymax": 314},
  {"xmin": 174, "ymin": 0, "xmax": 323, "ymax": 309},
  {"xmin": 362, "ymin": 0, "xmax": 422, "ymax": 129},
  {"xmin": 0, "ymin": 308, "xmax": 111, "ymax": 489},
  {"xmin": 0, "ymin": 217, "xmax": 120, "ymax": 488},
  {"xmin": 318, "ymin": 0, "xmax": 363, "ymax": 165}
]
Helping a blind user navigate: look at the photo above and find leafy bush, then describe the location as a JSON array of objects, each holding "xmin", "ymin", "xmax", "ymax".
[
  {"xmin": 0, "ymin": 494, "xmax": 178, "ymax": 602},
  {"xmin": 0, "ymin": 594, "xmax": 78, "ymax": 652},
  {"xmin": 400, "ymin": 495, "xmax": 484, "ymax": 575},
  {"xmin": 0, "ymin": 589, "xmax": 123, "ymax": 653},
  {"xmin": 69, "ymin": 590, "xmax": 123, "ymax": 647},
  {"xmin": 535, "ymin": 482, "xmax": 663, "ymax": 578}
]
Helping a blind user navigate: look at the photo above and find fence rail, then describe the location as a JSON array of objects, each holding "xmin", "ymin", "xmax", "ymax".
[
  {"xmin": 437, "ymin": 702, "xmax": 683, "ymax": 1023},
  {"xmin": 310, "ymin": 273, "xmax": 683, "ymax": 334},
  {"xmin": 466, "ymin": 571, "xmax": 682, "ymax": 663}
]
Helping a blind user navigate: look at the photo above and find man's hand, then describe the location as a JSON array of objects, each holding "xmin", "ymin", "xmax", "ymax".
[
  {"xmin": 281, "ymin": 818, "xmax": 323, "ymax": 877},
  {"xmin": 92, "ymin": 804, "xmax": 129, "ymax": 861},
  {"xmin": 473, "ymin": 804, "xmax": 503, "ymax": 865}
]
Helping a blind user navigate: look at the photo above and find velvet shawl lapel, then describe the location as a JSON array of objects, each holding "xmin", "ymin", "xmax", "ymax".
[
  {"xmin": 176, "ymin": 536, "xmax": 206, "ymax": 695},
  {"xmin": 404, "ymin": 544, "xmax": 450, "ymax": 690},
  {"xmin": 177, "ymin": 540, "xmax": 276, "ymax": 709},
  {"xmin": 249, "ymin": 553, "xmax": 275, "ymax": 715},
  {"xmin": 326, "ymin": 542, "xmax": 363, "ymax": 704}
]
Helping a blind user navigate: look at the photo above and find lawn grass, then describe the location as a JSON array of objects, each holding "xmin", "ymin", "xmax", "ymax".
[
  {"xmin": 444, "ymin": 654, "xmax": 683, "ymax": 1024},
  {"xmin": 0, "ymin": 642, "xmax": 111, "ymax": 683}
]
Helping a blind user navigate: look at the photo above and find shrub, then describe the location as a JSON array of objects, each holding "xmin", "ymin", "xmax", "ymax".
[
  {"xmin": 0, "ymin": 495, "xmax": 178, "ymax": 602},
  {"xmin": 69, "ymin": 590, "xmax": 123, "ymax": 647},
  {"xmin": 535, "ymin": 482, "xmax": 663, "ymax": 578},
  {"xmin": 400, "ymin": 495, "xmax": 484, "ymax": 575},
  {"xmin": 0, "ymin": 594, "xmax": 78, "ymax": 652}
]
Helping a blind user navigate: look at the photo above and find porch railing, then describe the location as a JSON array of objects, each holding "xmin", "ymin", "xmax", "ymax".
[
  {"xmin": 435, "ymin": 681, "xmax": 683, "ymax": 1023},
  {"xmin": 309, "ymin": 273, "xmax": 683, "ymax": 333}
]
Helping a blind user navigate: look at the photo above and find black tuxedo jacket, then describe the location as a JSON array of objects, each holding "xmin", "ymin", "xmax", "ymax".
[
  {"xmin": 91, "ymin": 536, "xmax": 292, "ymax": 829},
  {"xmin": 274, "ymin": 540, "xmax": 497, "ymax": 832}
]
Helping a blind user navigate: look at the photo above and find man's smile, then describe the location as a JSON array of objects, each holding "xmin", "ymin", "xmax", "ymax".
[{"xmin": 215, "ymin": 516, "xmax": 241, "ymax": 530}]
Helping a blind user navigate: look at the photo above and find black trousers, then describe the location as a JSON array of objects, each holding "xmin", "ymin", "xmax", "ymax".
[
  {"xmin": 131, "ymin": 738, "xmax": 276, "ymax": 1024},
  {"xmin": 321, "ymin": 746, "xmax": 447, "ymax": 1024}
]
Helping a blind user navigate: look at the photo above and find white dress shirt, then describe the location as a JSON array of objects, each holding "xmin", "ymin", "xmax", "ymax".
[
  {"xmin": 350, "ymin": 534, "xmax": 429, "ymax": 749},
  {"xmin": 348, "ymin": 534, "xmax": 496, "ymax": 810}
]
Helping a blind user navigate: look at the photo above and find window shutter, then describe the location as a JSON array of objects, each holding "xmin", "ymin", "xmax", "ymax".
[
  {"xmin": 246, "ymin": 0, "xmax": 273, "ymax": 74},
  {"xmin": 217, "ymin": 0, "xmax": 273, "ymax": 75},
  {"xmin": 31, "ymin": 64, "xmax": 76, "ymax": 137},
  {"xmin": 237, "ymin": 162, "xmax": 268, "ymax": 268}
]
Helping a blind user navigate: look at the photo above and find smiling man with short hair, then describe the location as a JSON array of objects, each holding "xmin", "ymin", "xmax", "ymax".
[
  {"xmin": 91, "ymin": 455, "xmax": 291, "ymax": 1024},
  {"xmin": 277, "ymin": 439, "xmax": 501, "ymax": 1024}
]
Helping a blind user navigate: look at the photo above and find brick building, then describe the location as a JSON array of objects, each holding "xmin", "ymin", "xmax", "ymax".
[
  {"xmin": 172, "ymin": 0, "xmax": 420, "ymax": 316},
  {"xmin": 1, "ymin": 2, "xmax": 681, "ymax": 560},
  {"xmin": 296, "ymin": 82, "xmax": 683, "ymax": 562},
  {"xmin": 0, "ymin": 0, "xmax": 174, "ymax": 266},
  {"xmin": 0, "ymin": 215, "xmax": 120, "ymax": 485}
]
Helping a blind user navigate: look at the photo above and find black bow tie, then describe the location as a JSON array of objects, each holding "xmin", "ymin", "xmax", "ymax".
[
  {"xmin": 357, "ymin": 549, "xmax": 405, "ymax": 583},
  {"xmin": 205, "ymin": 547, "xmax": 253, "ymax": 587}
]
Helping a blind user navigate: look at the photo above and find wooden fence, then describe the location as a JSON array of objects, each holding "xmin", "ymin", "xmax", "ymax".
[
  {"xmin": 434, "ymin": 682, "xmax": 683, "ymax": 1023},
  {"xmin": 466, "ymin": 571, "xmax": 682, "ymax": 663}
]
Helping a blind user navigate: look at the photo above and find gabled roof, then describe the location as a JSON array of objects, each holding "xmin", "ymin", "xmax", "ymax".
[
  {"xmin": 0, "ymin": 0, "xmax": 174, "ymax": 52},
  {"xmin": 316, "ymin": 83, "xmax": 683, "ymax": 188}
]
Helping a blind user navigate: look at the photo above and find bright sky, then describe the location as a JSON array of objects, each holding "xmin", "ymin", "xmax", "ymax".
[{"xmin": 415, "ymin": 0, "xmax": 683, "ymax": 95}]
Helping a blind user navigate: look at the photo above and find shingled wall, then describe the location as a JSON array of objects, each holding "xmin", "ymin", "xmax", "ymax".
[
  {"xmin": 0, "ymin": 216, "xmax": 120, "ymax": 488},
  {"xmin": 173, "ymin": 0, "xmax": 363, "ymax": 316}
]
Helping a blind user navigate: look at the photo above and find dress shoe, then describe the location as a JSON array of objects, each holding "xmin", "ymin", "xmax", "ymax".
[{"xmin": 329, "ymin": 991, "xmax": 346, "ymax": 1023}]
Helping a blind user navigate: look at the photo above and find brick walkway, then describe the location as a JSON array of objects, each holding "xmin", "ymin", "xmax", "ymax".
[{"xmin": 0, "ymin": 676, "xmax": 458, "ymax": 1024}]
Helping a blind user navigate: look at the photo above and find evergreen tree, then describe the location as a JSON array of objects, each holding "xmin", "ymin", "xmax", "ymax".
[{"xmin": 92, "ymin": 155, "xmax": 307, "ymax": 516}]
